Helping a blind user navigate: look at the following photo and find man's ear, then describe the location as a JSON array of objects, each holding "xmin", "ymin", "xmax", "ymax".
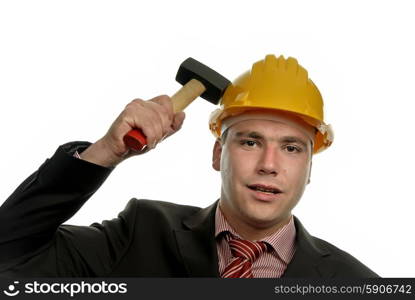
[
  {"xmin": 307, "ymin": 160, "xmax": 313, "ymax": 184},
  {"xmin": 212, "ymin": 139, "xmax": 222, "ymax": 171}
]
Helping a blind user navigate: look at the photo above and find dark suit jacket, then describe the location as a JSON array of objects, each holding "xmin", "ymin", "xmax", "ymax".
[{"xmin": 0, "ymin": 142, "xmax": 378, "ymax": 278}]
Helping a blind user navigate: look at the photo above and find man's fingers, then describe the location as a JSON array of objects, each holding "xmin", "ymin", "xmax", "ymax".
[
  {"xmin": 148, "ymin": 96, "xmax": 175, "ymax": 136},
  {"xmin": 161, "ymin": 111, "xmax": 186, "ymax": 141},
  {"xmin": 172, "ymin": 112, "xmax": 186, "ymax": 131},
  {"xmin": 139, "ymin": 112, "xmax": 164, "ymax": 148},
  {"xmin": 149, "ymin": 95, "xmax": 174, "ymax": 121}
]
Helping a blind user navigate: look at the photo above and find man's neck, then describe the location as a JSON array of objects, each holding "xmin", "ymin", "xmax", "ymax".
[{"xmin": 218, "ymin": 201, "xmax": 292, "ymax": 241}]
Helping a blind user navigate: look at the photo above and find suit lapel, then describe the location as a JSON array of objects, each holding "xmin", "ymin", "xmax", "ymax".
[
  {"xmin": 174, "ymin": 205, "xmax": 335, "ymax": 278},
  {"xmin": 282, "ymin": 216, "xmax": 333, "ymax": 278},
  {"xmin": 173, "ymin": 201, "xmax": 220, "ymax": 277}
]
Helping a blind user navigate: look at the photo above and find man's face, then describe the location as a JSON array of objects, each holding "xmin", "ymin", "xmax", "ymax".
[{"xmin": 212, "ymin": 118, "xmax": 313, "ymax": 234}]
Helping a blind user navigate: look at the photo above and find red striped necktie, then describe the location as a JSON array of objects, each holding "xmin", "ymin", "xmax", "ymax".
[{"xmin": 221, "ymin": 238, "xmax": 268, "ymax": 278}]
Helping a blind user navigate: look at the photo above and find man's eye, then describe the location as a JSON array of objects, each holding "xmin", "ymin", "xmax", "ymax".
[
  {"xmin": 240, "ymin": 140, "xmax": 258, "ymax": 147},
  {"xmin": 285, "ymin": 145, "xmax": 302, "ymax": 153}
]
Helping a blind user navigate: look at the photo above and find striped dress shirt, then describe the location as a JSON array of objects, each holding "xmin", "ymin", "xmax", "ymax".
[{"xmin": 215, "ymin": 205, "xmax": 296, "ymax": 278}]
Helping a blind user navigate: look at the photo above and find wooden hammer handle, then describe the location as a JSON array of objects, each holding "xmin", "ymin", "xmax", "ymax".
[
  {"xmin": 123, "ymin": 79, "xmax": 206, "ymax": 151},
  {"xmin": 171, "ymin": 79, "xmax": 206, "ymax": 112}
]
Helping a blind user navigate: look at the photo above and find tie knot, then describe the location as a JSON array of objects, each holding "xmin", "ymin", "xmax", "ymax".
[{"xmin": 228, "ymin": 239, "xmax": 268, "ymax": 261}]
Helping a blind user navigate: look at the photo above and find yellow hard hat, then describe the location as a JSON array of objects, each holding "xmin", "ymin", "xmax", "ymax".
[{"xmin": 209, "ymin": 54, "xmax": 334, "ymax": 153}]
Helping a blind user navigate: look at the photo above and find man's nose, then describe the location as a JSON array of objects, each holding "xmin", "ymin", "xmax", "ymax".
[{"xmin": 257, "ymin": 145, "xmax": 280, "ymax": 176}]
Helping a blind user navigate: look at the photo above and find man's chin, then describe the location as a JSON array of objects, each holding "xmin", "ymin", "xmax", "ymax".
[
  {"xmin": 247, "ymin": 199, "xmax": 292, "ymax": 221},
  {"xmin": 243, "ymin": 211, "xmax": 288, "ymax": 230}
]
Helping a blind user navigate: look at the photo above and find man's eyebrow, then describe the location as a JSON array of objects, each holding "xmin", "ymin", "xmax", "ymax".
[{"xmin": 235, "ymin": 131, "xmax": 264, "ymax": 139}]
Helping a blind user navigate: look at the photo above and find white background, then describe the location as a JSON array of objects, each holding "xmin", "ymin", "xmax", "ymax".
[{"xmin": 0, "ymin": 0, "xmax": 414, "ymax": 277}]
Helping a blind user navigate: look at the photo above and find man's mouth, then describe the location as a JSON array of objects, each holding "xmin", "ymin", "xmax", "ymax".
[{"xmin": 247, "ymin": 184, "xmax": 282, "ymax": 195}]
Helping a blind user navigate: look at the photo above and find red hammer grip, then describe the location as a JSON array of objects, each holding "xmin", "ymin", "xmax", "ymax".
[{"xmin": 124, "ymin": 129, "xmax": 148, "ymax": 151}]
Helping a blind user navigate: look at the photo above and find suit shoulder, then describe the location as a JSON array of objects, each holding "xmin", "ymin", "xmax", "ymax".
[
  {"xmin": 123, "ymin": 198, "xmax": 201, "ymax": 224},
  {"xmin": 312, "ymin": 236, "xmax": 379, "ymax": 278}
]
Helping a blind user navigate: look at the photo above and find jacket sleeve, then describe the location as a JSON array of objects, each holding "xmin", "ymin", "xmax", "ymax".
[{"xmin": 0, "ymin": 141, "xmax": 136, "ymax": 277}]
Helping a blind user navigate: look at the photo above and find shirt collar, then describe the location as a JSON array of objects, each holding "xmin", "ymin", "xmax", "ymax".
[{"xmin": 214, "ymin": 204, "xmax": 296, "ymax": 264}]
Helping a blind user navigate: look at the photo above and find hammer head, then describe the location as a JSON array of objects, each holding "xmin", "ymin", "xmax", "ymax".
[{"xmin": 176, "ymin": 57, "xmax": 231, "ymax": 105}]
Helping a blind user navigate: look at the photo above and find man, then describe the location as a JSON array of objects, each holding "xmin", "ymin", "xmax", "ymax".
[{"xmin": 0, "ymin": 55, "xmax": 377, "ymax": 278}]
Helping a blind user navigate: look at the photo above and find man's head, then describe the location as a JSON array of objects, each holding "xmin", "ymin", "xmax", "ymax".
[
  {"xmin": 212, "ymin": 111, "xmax": 315, "ymax": 238},
  {"xmin": 209, "ymin": 54, "xmax": 333, "ymax": 239}
]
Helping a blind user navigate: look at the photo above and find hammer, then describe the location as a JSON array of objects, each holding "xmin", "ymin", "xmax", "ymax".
[{"xmin": 123, "ymin": 57, "xmax": 231, "ymax": 151}]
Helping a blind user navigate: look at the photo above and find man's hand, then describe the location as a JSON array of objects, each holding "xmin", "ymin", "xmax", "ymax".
[{"xmin": 80, "ymin": 95, "xmax": 185, "ymax": 167}]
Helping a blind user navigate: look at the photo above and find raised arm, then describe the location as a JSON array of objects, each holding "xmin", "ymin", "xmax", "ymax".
[{"xmin": 0, "ymin": 95, "xmax": 185, "ymax": 276}]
